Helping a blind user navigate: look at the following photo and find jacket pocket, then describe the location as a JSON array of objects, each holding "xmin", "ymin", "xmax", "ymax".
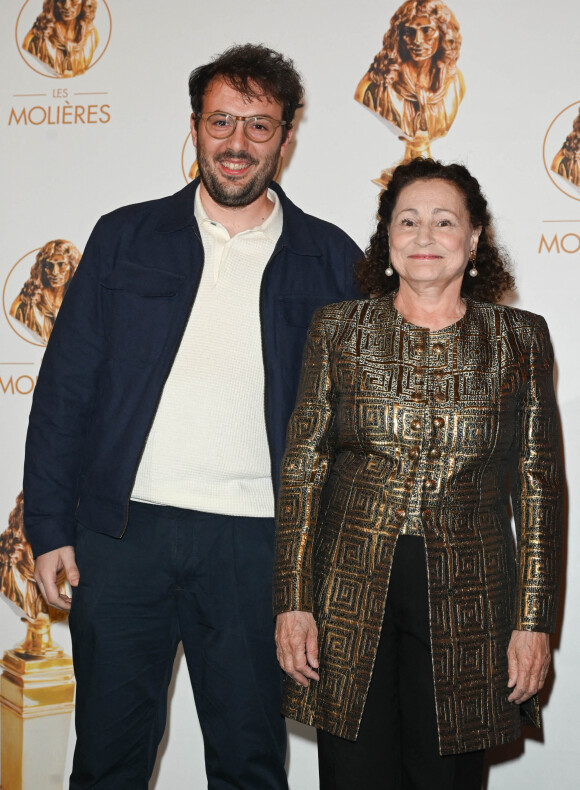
[
  {"xmin": 100, "ymin": 261, "xmax": 185, "ymax": 364},
  {"xmin": 100, "ymin": 260, "xmax": 184, "ymax": 297},
  {"xmin": 277, "ymin": 297, "xmax": 329, "ymax": 390}
]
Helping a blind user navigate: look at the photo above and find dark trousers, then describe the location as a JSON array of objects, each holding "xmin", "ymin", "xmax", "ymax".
[
  {"xmin": 68, "ymin": 501, "xmax": 288, "ymax": 790},
  {"xmin": 317, "ymin": 535, "xmax": 485, "ymax": 790}
]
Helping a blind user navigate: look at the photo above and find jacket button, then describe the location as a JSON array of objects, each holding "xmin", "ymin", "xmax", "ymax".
[
  {"xmin": 423, "ymin": 478, "xmax": 436, "ymax": 490},
  {"xmin": 404, "ymin": 478, "xmax": 414, "ymax": 490},
  {"xmin": 409, "ymin": 447, "xmax": 420, "ymax": 459},
  {"xmin": 414, "ymin": 344, "xmax": 426, "ymax": 355},
  {"xmin": 422, "ymin": 509, "xmax": 432, "ymax": 519},
  {"xmin": 410, "ymin": 418, "xmax": 422, "ymax": 430},
  {"xmin": 432, "ymin": 342, "xmax": 445, "ymax": 354},
  {"xmin": 432, "ymin": 417, "xmax": 445, "ymax": 428},
  {"xmin": 428, "ymin": 448, "xmax": 441, "ymax": 460},
  {"xmin": 395, "ymin": 508, "xmax": 406, "ymax": 520}
]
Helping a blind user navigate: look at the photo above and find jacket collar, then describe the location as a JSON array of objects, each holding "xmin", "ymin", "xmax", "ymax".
[
  {"xmin": 377, "ymin": 290, "xmax": 475, "ymax": 332},
  {"xmin": 155, "ymin": 178, "xmax": 324, "ymax": 257}
]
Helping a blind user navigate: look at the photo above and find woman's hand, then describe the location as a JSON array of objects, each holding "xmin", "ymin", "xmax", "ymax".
[
  {"xmin": 275, "ymin": 611, "xmax": 319, "ymax": 687},
  {"xmin": 507, "ymin": 629, "xmax": 551, "ymax": 704}
]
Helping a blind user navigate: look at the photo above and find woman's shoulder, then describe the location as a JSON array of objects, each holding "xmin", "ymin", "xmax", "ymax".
[
  {"xmin": 312, "ymin": 297, "xmax": 375, "ymax": 325},
  {"xmin": 468, "ymin": 299, "xmax": 549, "ymax": 334}
]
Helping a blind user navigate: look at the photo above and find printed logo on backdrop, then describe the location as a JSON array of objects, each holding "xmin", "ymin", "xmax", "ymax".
[
  {"xmin": 181, "ymin": 133, "xmax": 199, "ymax": 183},
  {"xmin": 354, "ymin": 0, "xmax": 464, "ymax": 186},
  {"xmin": 3, "ymin": 240, "xmax": 81, "ymax": 348},
  {"xmin": 543, "ymin": 101, "xmax": 580, "ymax": 201},
  {"xmin": 539, "ymin": 101, "xmax": 580, "ymax": 256},
  {"xmin": 10, "ymin": 1, "xmax": 111, "ymax": 127},
  {"xmin": 16, "ymin": 0, "xmax": 112, "ymax": 79}
]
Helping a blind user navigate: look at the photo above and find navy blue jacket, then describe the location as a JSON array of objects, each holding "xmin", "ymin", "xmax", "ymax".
[{"xmin": 24, "ymin": 180, "xmax": 362, "ymax": 557}]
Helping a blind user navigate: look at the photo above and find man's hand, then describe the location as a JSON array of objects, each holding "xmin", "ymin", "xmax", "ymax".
[
  {"xmin": 507, "ymin": 629, "xmax": 551, "ymax": 704},
  {"xmin": 275, "ymin": 611, "xmax": 319, "ymax": 687},
  {"xmin": 34, "ymin": 546, "xmax": 79, "ymax": 611}
]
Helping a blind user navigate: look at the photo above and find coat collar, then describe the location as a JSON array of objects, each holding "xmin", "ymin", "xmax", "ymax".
[
  {"xmin": 154, "ymin": 178, "xmax": 325, "ymax": 257},
  {"xmin": 375, "ymin": 290, "xmax": 475, "ymax": 332}
]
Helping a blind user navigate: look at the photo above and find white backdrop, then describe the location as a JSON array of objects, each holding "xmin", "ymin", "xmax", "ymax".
[{"xmin": 1, "ymin": 1, "xmax": 578, "ymax": 787}]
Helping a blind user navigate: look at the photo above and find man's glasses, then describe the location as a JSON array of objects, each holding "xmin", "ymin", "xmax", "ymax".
[{"xmin": 196, "ymin": 112, "xmax": 290, "ymax": 143}]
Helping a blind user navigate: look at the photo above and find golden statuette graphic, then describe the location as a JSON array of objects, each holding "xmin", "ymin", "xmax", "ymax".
[
  {"xmin": 1, "ymin": 494, "xmax": 74, "ymax": 790},
  {"xmin": 2, "ymin": 242, "xmax": 80, "ymax": 789},
  {"xmin": 1, "ymin": 494, "xmax": 50, "ymax": 620},
  {"xmin": 9, "ymin": 239, "xmax": 80, "ymax": 345},
  {"xmin": 551, "ymin": 106, "xmax": 580, "ymax": 188},
  {"xmin": 355, "ymin": 0, "xmax": 464, "ymax": 185},
  {"xmin": 22, "ymin": 0, "xmax": 99, "ymax": 78}
]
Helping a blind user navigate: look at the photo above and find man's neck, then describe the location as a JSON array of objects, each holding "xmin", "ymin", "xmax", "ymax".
[{"xmin": 198, "ymin": 183, "xmax": 275, "ymax": 237}]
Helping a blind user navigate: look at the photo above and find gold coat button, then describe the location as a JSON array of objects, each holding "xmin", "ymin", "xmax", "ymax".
[
  {"xmin": 395, "ymin": 508, "xmax": 406, "ymax": 520},
  {"xmin": 409, "ymin": 448, "xmax": 420, "ymax": 459},
  {"xmin": 423, "ymin": 478, "xmax": 436, "ymax": 490},
  {"xmin": 428, "ymin": 448, "xmax": 441, "ymax": 460},
  {"xmin": 432, "ymin": 417, "xmax": 445, "ymax": 428},
  {"xmin": 411, "ymin": 418, "xmax": 422, "ymax": 430}
]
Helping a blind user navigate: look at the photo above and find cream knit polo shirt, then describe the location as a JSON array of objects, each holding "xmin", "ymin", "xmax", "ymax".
[{"xmin": 131, "ymin": 186, "xmax": 282, "ymax": 517}]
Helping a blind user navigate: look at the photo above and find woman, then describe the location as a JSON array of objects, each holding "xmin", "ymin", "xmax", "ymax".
[{"xmin": 274, "ymin": 158, "xmax": 563, "ymax": 789}]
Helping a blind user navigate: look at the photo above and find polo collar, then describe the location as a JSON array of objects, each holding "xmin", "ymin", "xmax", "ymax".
[{"xmin": 155, "ymin": 178, "xmax": 324, "ymax": 258}]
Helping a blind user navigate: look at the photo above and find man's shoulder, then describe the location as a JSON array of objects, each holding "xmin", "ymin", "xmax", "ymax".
[
  {"xmin": 273, "ymin": 183, "xmax": 362, "ymax": 257},
  {"xmin": 94, "ymin": 182, "xmax": 196, "ymax": 235},
  {"xmin": 300, "ymin": 209, "xmax": 358, "ymax": 245}
]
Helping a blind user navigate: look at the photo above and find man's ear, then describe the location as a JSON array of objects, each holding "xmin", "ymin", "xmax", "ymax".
[{"xmin": 279, "ymin": 125, "xmax": 294, "ymax": 158}]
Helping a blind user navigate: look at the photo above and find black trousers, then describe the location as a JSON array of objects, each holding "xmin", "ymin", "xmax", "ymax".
[
  {"xmin": 317, "ymin": 535, "xmax": 485, "ymax": 790},
  {"xmin": 68, "ymin": 501, "xmax": 288, "ymax": 790}
]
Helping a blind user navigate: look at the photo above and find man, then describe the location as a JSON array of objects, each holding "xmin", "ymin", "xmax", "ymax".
[{"xmin": 24, "ymin": 44, "xmax": 361, "ymax": 789}]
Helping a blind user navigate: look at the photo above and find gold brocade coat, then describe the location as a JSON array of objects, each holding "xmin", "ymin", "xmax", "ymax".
[{"xmin": 273, "ymin": 294, "xmax": 563, "ymax": 755}]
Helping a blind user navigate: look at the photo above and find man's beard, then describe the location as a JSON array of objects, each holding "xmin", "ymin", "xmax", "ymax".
[{"xmin": 196, "ymin": 145, "xmax": 281, "ymax": 208}]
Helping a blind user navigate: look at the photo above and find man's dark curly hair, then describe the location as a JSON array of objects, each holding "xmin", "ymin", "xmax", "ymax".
[
  {"xmin": 356, "ymin": 158, "xmax": 515, "ymax": 302},
  {"xmin": 188, "ymin": 44, "xmax": 304, "ymax": 142}
]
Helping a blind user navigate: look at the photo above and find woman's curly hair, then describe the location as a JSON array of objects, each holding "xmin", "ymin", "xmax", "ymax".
[{"xmin": 356, "ymin": 158, "xmax": 515, "ymax": 303}]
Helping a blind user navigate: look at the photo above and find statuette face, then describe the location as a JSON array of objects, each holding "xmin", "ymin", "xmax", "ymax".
[
  {"xmin": 22, "ymin": 0, "xmax": 100, "ymax": 78},
  {"xmin": 9, "ymin": 239, "xmax": 81, "ymax": 344}
]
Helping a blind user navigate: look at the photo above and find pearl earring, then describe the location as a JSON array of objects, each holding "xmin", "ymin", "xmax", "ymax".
[
  {"xmin": 468, "ymin": 249, "xmax": 478, "ymax": 278},
  {"xmin": 385, "ymin": 259, "xmax": 394, "ymax": 277}
]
